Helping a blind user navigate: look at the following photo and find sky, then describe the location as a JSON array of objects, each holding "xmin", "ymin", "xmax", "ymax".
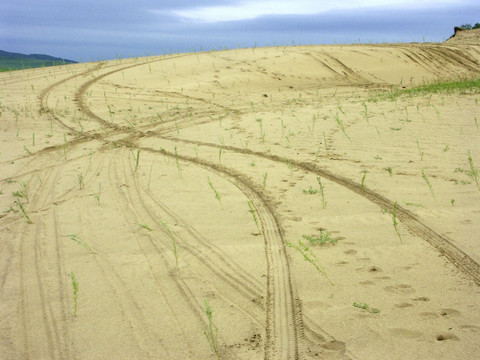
[{"xmin": 1, "ymin": 0, "xmax": 479, "ymax": 62}]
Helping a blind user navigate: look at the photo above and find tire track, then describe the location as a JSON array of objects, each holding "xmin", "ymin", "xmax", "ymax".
[
  {"xmin": 129, "ymin": 146, "xmax": 351, "ymax": 358},
  {"xmin": 106, "ymin": 150, "xmax": 219, "ymax": 358},
  {"xmin": 17, "ymin": 208, "xmax": 69, "ymax": 359},
  {"xmin": 160, "ymin": 136, "xmax": 480, "ymax": 286},
  {"xmin": 68, "ymin": 53, "xmax": 357, "ymax": 358},
  {"xmin": 125, "ymin": 143, "xmax": 301, "ymax": 360}
]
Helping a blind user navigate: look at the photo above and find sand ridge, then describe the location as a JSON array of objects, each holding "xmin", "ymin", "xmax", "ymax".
[{"xmin": 1, "ymin": 37, "xmax": 480, "ymax": 359}]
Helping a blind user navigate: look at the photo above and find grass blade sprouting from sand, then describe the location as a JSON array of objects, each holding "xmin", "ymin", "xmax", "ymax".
[
  {"xmin": 160, "ymin": 220, "xmax": 178, "ymax": 269},
  {"xmin": 421, "ymin": 170, "xmax": 436, "ymax": 200},
  {"xmin": 14, "ymin": 199, "xmax": 32, "ymax": 224},
  {"xmin": 208, "ymin": 177, "xmax": 222, "ymax": 206},
  {"xmin": 333, "ymin": 112, "xmax": 350, "ymax": 140},
  {"xmin": 287, "ymin": 239, "xmax": 334, "ymax": 285},
  {"xmin": 134, "ymin": 150, "xmax": 140, "ymax": 172},
  {"xmin": 70, "ymin": 272, "xmax": 79, "ymax": 317},
  {"xmin": 466, "ymin": 150, "xmax": 479, "ymax": 190},
  {"xmin": 137, "ymin": 223, "xmax": 153, "ymax": 231},
  {"xmin": 247, "ymin": 201, "xmax": 261, "ymax": 234},
  {"xmin": 65, "ymin": 234, "xmax": 96, "ymax": 253},
  {"xmin": 302, "ymin": 230, "xmax": 336, "ymax": 246},
  {"xmin": 91, "ymin": 183, "xmax": 101, "ymax": 204},
  {"xmin": 361, "ymin": 170, "xmax": 367, "ymax": 193},
  {"xmin": 416, "ymin": 139, "xmax": 424, "ymax": 161},
  {"xmin": 174, "ymin": 146, "xmax": 181, "ymax": 176},
  {"xmin": 317, "ymin": 177, "xmax": 327, "ymax": 208},
  {"xmin": 353, "ymin": 302, "xmax": 380, "ymax": 314},
  {"xmin": 12, "ymin": 181, "xmax": 29, "ymax": 202},
  {"xmin": 392, "ymin": 201, "xmax": 402, "ymax": 242},
  {"xmin": 76, "ymin": 173, "xmax": 84, "ymax": 190},
  {"xmin": 24, "ymin": 145, "xmax": 33, "ymax": 156},
  {"xmin": 203, "ymin": 298, "xmax": 219, "ymax": 357}
]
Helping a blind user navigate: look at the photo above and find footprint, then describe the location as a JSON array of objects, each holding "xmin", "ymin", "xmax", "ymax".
[
  {"xmin": 336, "ymin": 261, "xmax": 349, "ymax": 266},
  {"xmin": 344, "ymin": 249, "xmax": 357, "ymax": 255},
  {"xmin": 368, "ymin": 266, "xmax": 382, "ymax": 273},
  {"xmin": 436, "ymin": 333, "xmax": 458, "ymax": 341},
  {"xmin": 412, "ymin": 297, "xmax": 430, "ymax": 302},
  {"xmin": 394, "ymin": 302, "xmax": 414, "ymax": 309},
  {"xmin": 440, "ymin": 308, "xmax": 461, "ymax": 317},
  {"xmin": 419, "ymin": 312, "xmax": 439, "ymax": 319},
  {"xmin": 460, "ymin": 324, "xmax": 480, "ymax": 333},
  {"xmin": 384, "ymin": 284, "xmax": 415, "ymax": 294},
  {"xmin": 390, "ymin": 328, "xmax": 423, "ymax": 339},
  {"xmin": 359, "ymin": 280, "xmax": 375, "ymax": 286}
]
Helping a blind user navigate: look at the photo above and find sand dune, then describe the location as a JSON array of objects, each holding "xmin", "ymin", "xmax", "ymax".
[{"xmin": 1, "ymin": 33, "xmax": 480, "ymax": 359}]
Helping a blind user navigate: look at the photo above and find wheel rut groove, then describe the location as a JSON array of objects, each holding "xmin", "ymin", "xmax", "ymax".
[{"xmin": 157, "ymin": 137, "xmax": 480, "ymax": 287}]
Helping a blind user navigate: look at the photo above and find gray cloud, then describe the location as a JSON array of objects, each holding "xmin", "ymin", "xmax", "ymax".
[{"xmin": 1, "ymin": 1, "xmax": 479, "ymax": 61}]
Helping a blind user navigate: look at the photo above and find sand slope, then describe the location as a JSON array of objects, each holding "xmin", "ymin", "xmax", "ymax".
[{"xmin": 1, "ymin": 35, "xmax": 480, "ymax": 359}]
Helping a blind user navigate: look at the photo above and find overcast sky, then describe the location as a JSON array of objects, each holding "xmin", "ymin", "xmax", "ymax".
[{"xmin": 1, "ymin": 0, "xmax": 479, "ymax": 61}]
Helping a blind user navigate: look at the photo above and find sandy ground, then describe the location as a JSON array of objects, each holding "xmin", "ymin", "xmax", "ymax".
[{"xmin": 1, "ymin": 30, "xmax": 480, "ymax": 359}]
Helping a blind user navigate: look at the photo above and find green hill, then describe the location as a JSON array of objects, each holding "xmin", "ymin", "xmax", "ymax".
[{"xmin": 0, "ymin": 50, "xmax": 77, "ymax": 71}]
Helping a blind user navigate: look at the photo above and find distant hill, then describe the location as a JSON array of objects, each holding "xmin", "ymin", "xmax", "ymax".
[{"xmin": 0, "ymin": 50, "xmax": 77, "ymax": 71}]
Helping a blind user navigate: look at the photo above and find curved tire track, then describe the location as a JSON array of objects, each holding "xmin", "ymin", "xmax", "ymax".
[{"xmin": 156, "ymin": 137, "xmax": 480, "ymax": 287}]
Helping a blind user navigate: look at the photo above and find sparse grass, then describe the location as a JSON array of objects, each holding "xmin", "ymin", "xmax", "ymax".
[
  {"xmin": 317, "ymin": 177, "xmax": 327, "ymax": 208},
  {"xmin": 314, "ymin": 143, "xmax": 322, "ymax": 161},
  {"xmin": 361, "ymin": 101, "xmax": 369, "ymax": 123},
  {"xmin": 361, "ymin": 170, "xmax": 367, "ymax": 193},
  {"xmin": 416, "ymin": 139, "xmax": 424, "ymax": 161},
  {"xmin": 70, "ymin": 272, "xmax": 79, "ymax": 317},
  {"xmin": 302, "ymin": 177, "xmax": 327, "ymax": 208},
  {"xmin": 369, "ymin": 77, "xmax": 480, "ymax": 102},
  {"xmin": 66, "ymin": 234, "xmax": 96, "ymax": 253},
  {"xmin": 392, "ymin": 201, "xmax": 402, "ymax": 242},
  {"xmin": 302, "ymin": 230, "xmax": 336, "ymax": 246},
  {"xmin": 137, "ymin": 223, "xmax": 153, "ymax": 231},
  {"xmin": 24, "ymin": 145, "xmax": 33, "ymax": 156},
  {"xmin": 160, "ymin": 220, "xmax": 179, "ymax": 269},
  {"xmin": 303, "ymin": 187, "xmax": 318, "ymax": 195},
  {"xmin": 256, "ymin": 118, "xmax": 265, "ymax": 141},
  {"xmin": 283, "ymin": 158, "xmax": 294, "ymax": 175},
  {"xmin": 353, "ymin": 302, "xmax": 380, "ymax": 314},
  {"xmin": 466, "ymin": 150, "xmax": 479, "ymax": 190},
  {"xmin": 333, "ymin": 112, "xmax": 350, "ymax": 140},
  {"xmin": 203, "ymin": 298, "xmax": 219, "ymax": 358},
  {"xmin": 12, "ymin": 181, "xmax": 29, "ymax": 202},
  {"xmin": 76, "ymin": 173, "xmax": 84, "ymax": 190},
  {"xmin": 286, "ymin": 239, "xmax": 334, "ymax": 285},
  {"xmin": 262, "ymin": 172, "xmax": 268, "ymax": 189},
  {"xmin": 14, "ymin": 199, "xmax": 32, "ymax": 224},
  {"xmin": 208, "ymin": 177, "xmax": 222, "ymax": 206},
  {"xmin": 247, "ymin": 201, "xmax": 261, "ymax": 233},
  {"xmin": 421, "ymin": 170, "xmax": 436, "ymax": 200},
  {"xmin": 134, "ymin": 150, "xmax": 140, "ymax": 172},
  {"xmin": 173, "ymin": 146, "xmax": 182, "ymax": 176}
]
